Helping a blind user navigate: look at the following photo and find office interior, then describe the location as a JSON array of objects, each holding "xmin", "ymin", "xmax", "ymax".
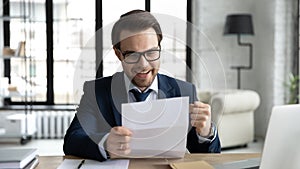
[{"xmin": 0, "ymin": 0, "xmax": 298, "ymax": 156}]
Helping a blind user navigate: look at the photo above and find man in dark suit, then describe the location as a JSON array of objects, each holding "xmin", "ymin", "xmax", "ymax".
[{"xmin": 63, "ymin": 9, "xmax": 221, "ymax": 162}]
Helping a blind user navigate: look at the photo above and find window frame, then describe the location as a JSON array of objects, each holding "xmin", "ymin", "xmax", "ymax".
[{"xmin": 3, "ymin": 0, "xmax": 192, "ymax": 105}]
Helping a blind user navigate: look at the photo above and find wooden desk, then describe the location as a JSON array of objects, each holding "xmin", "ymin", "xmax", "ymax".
[{"xmin": 36, "ymin": 153, "xmax": 260, "ymax": 169}]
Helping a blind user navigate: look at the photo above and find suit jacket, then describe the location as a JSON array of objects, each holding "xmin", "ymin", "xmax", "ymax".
[{"xmin": 63, "ymin": 72, "xmax": 221, "ymax": 161}]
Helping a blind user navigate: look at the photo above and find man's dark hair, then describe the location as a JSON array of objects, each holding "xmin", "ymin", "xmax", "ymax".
[{"xmin": 111, "ymin": 9, "xmax": 163, "ymax": 50}]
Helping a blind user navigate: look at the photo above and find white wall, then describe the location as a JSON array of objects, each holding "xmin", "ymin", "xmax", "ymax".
[{"xmin": 192, "ymin": 0, "xmax": 295, "ymax": 137}]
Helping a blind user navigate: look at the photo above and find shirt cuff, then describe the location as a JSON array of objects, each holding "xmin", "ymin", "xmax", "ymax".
[
  {"xmin": 98, "ymin": 133, "xmax": 109, "ymax": 159},
  {"xmin": 196, "ymin": 123, "xmax": 217, "ymax": 143}
]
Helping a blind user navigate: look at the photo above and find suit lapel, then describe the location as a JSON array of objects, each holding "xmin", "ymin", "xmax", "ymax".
[{"xmin": 157, "ymin": 74, "xmax": 179, "ymax": 99}]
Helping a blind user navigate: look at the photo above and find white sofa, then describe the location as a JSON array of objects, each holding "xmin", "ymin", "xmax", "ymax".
[{"xmin": 198, "ymin": 90, "xmax": 260, "ymax": 148}]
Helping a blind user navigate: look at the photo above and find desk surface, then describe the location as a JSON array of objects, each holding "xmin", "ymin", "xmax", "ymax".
[{"xmin": 36, "ymin": 153, "xmax": 260, "ymax": 169}]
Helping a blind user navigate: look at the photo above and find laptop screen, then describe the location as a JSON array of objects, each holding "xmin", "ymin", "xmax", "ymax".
[{"xmin": 259, "ymin": 104, "xmax": 300, "ymax": 169}]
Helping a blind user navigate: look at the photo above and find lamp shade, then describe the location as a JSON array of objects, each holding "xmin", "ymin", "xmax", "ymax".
[{"xmin": 224, "ymin": 14, "xmax": 254, "ymax": 35}]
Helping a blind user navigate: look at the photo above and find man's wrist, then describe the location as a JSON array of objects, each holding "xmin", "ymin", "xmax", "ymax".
[
  {"xmin": 197, "ymin": 124, "xmax": 214, "ymax": 138},
  {"xmin": 203, "ymin": 125, "xmax": 214, "ymax": 139},
  {"xmin": 196, "ymin": 123, "xmax": 217, "ymax": 143}
]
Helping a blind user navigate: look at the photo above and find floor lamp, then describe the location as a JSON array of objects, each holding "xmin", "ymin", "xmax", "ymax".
[{"xmin": 224, "ymin": 14, "xmax": 254, "ymax": 89}]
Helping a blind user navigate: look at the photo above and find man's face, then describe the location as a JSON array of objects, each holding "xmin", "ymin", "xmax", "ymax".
[{"xmin": 115, "ymin": 28, "xmax": 160, "ymax": 91}]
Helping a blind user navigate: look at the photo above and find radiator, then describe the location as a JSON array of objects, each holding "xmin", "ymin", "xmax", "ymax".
[{"xmin": 34, "ymin": 111, "xmax": 75, "ymax": 139}]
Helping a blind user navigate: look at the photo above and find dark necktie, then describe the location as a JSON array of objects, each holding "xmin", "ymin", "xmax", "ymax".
[{"xmin": 130, "ymin": 89, "xmax": 152, "ymax": 102}]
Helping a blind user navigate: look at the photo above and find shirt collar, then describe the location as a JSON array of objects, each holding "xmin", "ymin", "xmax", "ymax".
[{"xmin": 123, "ymin": 72, "xmax": 158, "ymax": 94}]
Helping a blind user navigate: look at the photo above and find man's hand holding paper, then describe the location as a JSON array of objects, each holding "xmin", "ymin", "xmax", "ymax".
[
  {"xmin": 189, "ymin": 101, "xmax": 212, "ymax": 137},
  {"xmin": 106, "ymin": 126, "xmax": 132, "ymax": 158}
]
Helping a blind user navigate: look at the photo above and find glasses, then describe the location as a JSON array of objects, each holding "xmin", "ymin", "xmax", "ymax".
[{"xmin": 118, "ymin": 48, "xmax": 161, "ymax": 64}]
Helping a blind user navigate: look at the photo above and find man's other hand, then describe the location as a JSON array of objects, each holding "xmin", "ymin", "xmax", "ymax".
[{"xmin": 189, "ymin": 101, "xmax": 212, "ymax": 137}]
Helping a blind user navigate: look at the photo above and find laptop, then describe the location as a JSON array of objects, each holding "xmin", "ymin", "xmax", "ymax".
[{"xmin": 214, "ymin": 104, "xmax": 300, "ymax": 169}]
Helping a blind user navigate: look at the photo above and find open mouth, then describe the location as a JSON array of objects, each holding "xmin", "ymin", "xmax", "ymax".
[{"xmin": 135, "ymin": 70, "xmax": 151, "ymax": 78}]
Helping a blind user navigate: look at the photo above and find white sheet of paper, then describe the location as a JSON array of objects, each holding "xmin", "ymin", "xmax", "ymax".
[
  {"xmin": 57, "ymin": 159, "xmax": 129, "ymax": 169},
  {"xmin": 122, "ymin": 96, "xmax": 189, "ymax": 158}
]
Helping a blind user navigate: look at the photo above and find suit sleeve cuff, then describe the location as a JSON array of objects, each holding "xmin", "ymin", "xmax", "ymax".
[
  {"xmin": 196, "ymin": 122, "xmax": 217, "ymax": 143},
  {"xmin": 98, "ymin": 133, "xmax": 109, "ymax": 159}
]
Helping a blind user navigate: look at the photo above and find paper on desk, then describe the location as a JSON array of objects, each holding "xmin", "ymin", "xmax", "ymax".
[
  {"xmin": 122, "ymin": 97, "xmax": 189, "ymax": 158},
  {"xmin": 56, "ymin": 159, "xmax": 129, "ymax": 169}
]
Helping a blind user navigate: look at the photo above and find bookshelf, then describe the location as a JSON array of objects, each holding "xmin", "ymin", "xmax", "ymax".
[{"xmin": 0, "ymin": 0, "xmax": 36, "ymax": 144}]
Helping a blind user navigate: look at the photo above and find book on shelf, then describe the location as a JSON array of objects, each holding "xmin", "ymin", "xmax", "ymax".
[
  {"xmin": 0, "ymin": 148, "xmax": 38, "ymax": 169},
  {"xmin": 15, "ymin": 41, "xmax": 26, "ymax": 57}
]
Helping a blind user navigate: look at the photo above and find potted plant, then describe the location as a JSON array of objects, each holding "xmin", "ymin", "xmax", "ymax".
[{"xmin": 284, "ymin": 73, "xmax": 299, "ymax": 104}]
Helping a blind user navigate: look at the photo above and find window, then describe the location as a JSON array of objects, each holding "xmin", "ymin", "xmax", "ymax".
[
  {"xmin": 3, "ymin": 0, "xmax": 96, "ymax": 105},
  {"xmin": 53, "ymin": 0, "xmax": 95, "ymax": 104},
  {"xmin": 8, "ymin": 0, "xmax": 47, "ymax": 103},
  {"xmin": 2, "ymin": 0, "xmax": 190, "ymax": 105}
]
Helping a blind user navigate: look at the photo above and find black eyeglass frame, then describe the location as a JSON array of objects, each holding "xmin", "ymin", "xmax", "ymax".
[{"xmin": 118, "ymin": 48, "xmax": 161, "ymax": 64}]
